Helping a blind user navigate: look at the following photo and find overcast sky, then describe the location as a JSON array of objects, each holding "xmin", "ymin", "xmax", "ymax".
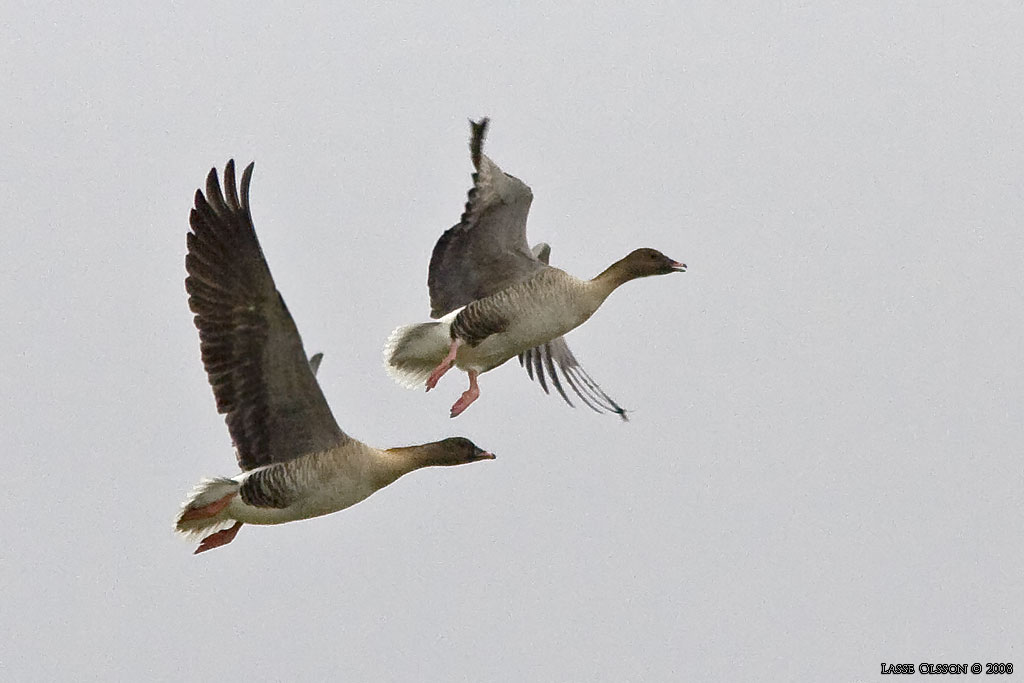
[{"xmin": 3, "ymin": 2, "xmax": 1022, "ymax": 681}]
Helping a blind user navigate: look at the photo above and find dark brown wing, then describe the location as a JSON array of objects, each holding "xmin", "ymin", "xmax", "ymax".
[
  {"xmin": 427, "ymin": 118, "xmax": 545, "ymax": 318},
  {"xmin": 185, "ymin": 160, "xmax": 349, "ymax": 471}
]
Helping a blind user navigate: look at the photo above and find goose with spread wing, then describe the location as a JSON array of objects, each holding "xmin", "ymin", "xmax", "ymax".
[
  {"xmin": 177, "ymin": 161, "xmax": 493, "ymax": 554},
  {"xmin": 384, "ymin": 119, "xmax": 686, "ymax": 419}
]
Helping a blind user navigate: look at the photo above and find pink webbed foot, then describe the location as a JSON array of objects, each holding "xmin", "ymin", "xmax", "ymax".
[
  {"xmin": 179, "ymin": 491, "xmax": 236, "ymax": 522},
  {"xmin": 195, "ymin": 521, "xmax": 244, "ymax": 554},
  {"xmin": 426, "ymin": 338, "xmax": 462, "ymax": 392},
  {"xmin": 449, "ymin": 370, "xmax": 480, "ymax": 418}
]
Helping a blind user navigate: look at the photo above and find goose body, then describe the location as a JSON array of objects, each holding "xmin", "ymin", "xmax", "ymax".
[
  {"xmin": 385, "ymin": 118, "xmax": 686, "ymax": 419},
  {"xmin": 449, "ymin": 269, "xmax": 596, "ymax": 369},
  {"xmin": 189, "ymin": 440, "xmax": 408, "ymax": 529},
  {"xmin": 177, "ymin": 161, "xmax": 492, "ymax": 554},
  {"xmin": 181, "ymin": 436, "xmax": 480, "ymax": 541}
]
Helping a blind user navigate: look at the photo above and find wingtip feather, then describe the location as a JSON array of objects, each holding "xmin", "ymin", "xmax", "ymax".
[{"xmin": 469, "ymin": 117, "xmax": 489, "ymax": 169}]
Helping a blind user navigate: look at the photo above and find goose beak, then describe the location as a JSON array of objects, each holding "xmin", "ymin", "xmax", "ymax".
[
  {"xmin": 670, "ymin": 260, "xmax": 687, "ymax": 272},
  {"xmin": 475, "ymin": 450, "xmax": 496, "ymax": 461}
]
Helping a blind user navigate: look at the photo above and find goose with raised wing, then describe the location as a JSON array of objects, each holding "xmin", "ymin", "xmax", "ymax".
[
  {"xmin": 177, "ymin": 161, "xmax": 493, "ymax": 554},
  {"xmin": 384, "ymin": 119, "xmax": 686, "ymax": 419}
]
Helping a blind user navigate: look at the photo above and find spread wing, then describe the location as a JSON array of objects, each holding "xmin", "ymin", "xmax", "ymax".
[
  {"xmin": 185, "ymin": 160, "xmax": 349, "ymax": 471},
  {"xmin": 516, "ymin": 244, "xmax": 627, "ymax": 420},
  {"xmin": 518, "ymin": 338, "xmax": 628, "ymax": 421},
  {"xmin": 427, "ymin": 118, "xmax": 546, "ymax": 318}
]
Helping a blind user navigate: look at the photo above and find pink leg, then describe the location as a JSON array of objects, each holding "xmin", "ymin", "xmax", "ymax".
[
  {"xmin": 179, "ymin": 491, "xmax": 236, "ymax": 522},
  {"xmin": 449, "ymin": 370, "xmax": 480, "ymax": 418},
  {"xmin": 195, "ymin": 521, "xmax": 244, "ymax": 554},
  {"xmin": 426, "ymin": 338, "xmax": 462, "ymax": 391}
]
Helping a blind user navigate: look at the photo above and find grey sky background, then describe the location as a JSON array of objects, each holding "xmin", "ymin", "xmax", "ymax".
[{"xmin": 3, "ymin": 2, "xmax": 1022, "ymax": 681}]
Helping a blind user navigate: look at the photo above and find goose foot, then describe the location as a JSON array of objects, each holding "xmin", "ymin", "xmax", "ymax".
[
  {"xmin": 449, "ymin": 370, "xmax": 480, "ymax": 418},
  {"xmin": 195, "ymin": 521, "xmax": 244, "ymax": 554},
  {"xmin": 426, "ymin": 338, "xmax": 462, "ymax": 391},
  {"xmin": 179, "ymin": 491, "xmax": 236, "ymax": 522}
]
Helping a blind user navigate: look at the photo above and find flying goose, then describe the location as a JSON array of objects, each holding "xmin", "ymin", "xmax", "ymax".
[
  {"xmin": 177, "ymin": 161, "xmax": 493, "ymax": 554},
  {"xmin": 384, "ymin": 119, "xmax": 686, "ymax": 419}
]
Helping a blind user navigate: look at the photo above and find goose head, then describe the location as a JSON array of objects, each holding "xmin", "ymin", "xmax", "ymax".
[
  {"xmin": 418, "ymin": 437, "xmax": 496, "ymax": 467},
  {"xmin": 613, "ymin": 248, "xmax": 687, "ymax": 281}
]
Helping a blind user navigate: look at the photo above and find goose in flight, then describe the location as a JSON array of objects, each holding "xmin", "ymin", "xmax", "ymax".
[
  {"xmin": 384, "ymin": 119, "xmax": 686, "ymax": 419},
  {"xmin": 177, "ymin": 161, "xmax": 493, "ymax": 554}
]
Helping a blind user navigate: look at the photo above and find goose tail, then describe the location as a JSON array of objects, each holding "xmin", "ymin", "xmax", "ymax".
[{"xmin": 383, "ymin": 314, "xmax": 457, "ymax": 389}]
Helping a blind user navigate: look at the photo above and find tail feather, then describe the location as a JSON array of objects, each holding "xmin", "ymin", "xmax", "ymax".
[
  {"xmin": 383, "ymin": 318, "xmax": 454, "ymax": 389},
  {"xmin": 175, "ymin": 477, "xmax": 240, "ymax": 539}
]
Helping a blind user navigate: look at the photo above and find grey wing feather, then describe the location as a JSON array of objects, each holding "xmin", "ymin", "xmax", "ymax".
[
  {"xmin": 308, "ymin": 352, "xmax": 324, "ymax": 376},
  {"xmin": 428, "ymin": 118, "xmax": 545, "ymax": 318},
  {"xmin": 531, "ymin": 242, "xmax": 551, "ymax": 264},
  {"xmin": 518, "ymin": 337, "xmax": 629, "ymax": 421},
  {"xmin": 185, "ymin": 160, "xmax": 349, "ymax": 471}
]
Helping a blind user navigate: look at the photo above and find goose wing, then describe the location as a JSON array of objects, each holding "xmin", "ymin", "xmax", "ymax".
[
  {"xmin": 427, "ymin": 118, "xmax": 546, "ymax": 318},
  {"xmin": 518, "ymin": 339, "xmax": 628, "ymax": 421},
  {"xmin": 185, "ymin": 160, "xmax": 349, "ymax": 471}
]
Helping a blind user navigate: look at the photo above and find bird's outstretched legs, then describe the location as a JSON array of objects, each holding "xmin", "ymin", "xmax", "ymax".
[
  {"xmin": 450, "ymin": 370, "xmax": 480, "ymax": 418},
  {"xmin": 195, "ymin": 522, "xmax": 244, "ymax": 554},
  {"xmin": 426, "ymin": 338, "xmax": 463, "ymax": 391}
]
